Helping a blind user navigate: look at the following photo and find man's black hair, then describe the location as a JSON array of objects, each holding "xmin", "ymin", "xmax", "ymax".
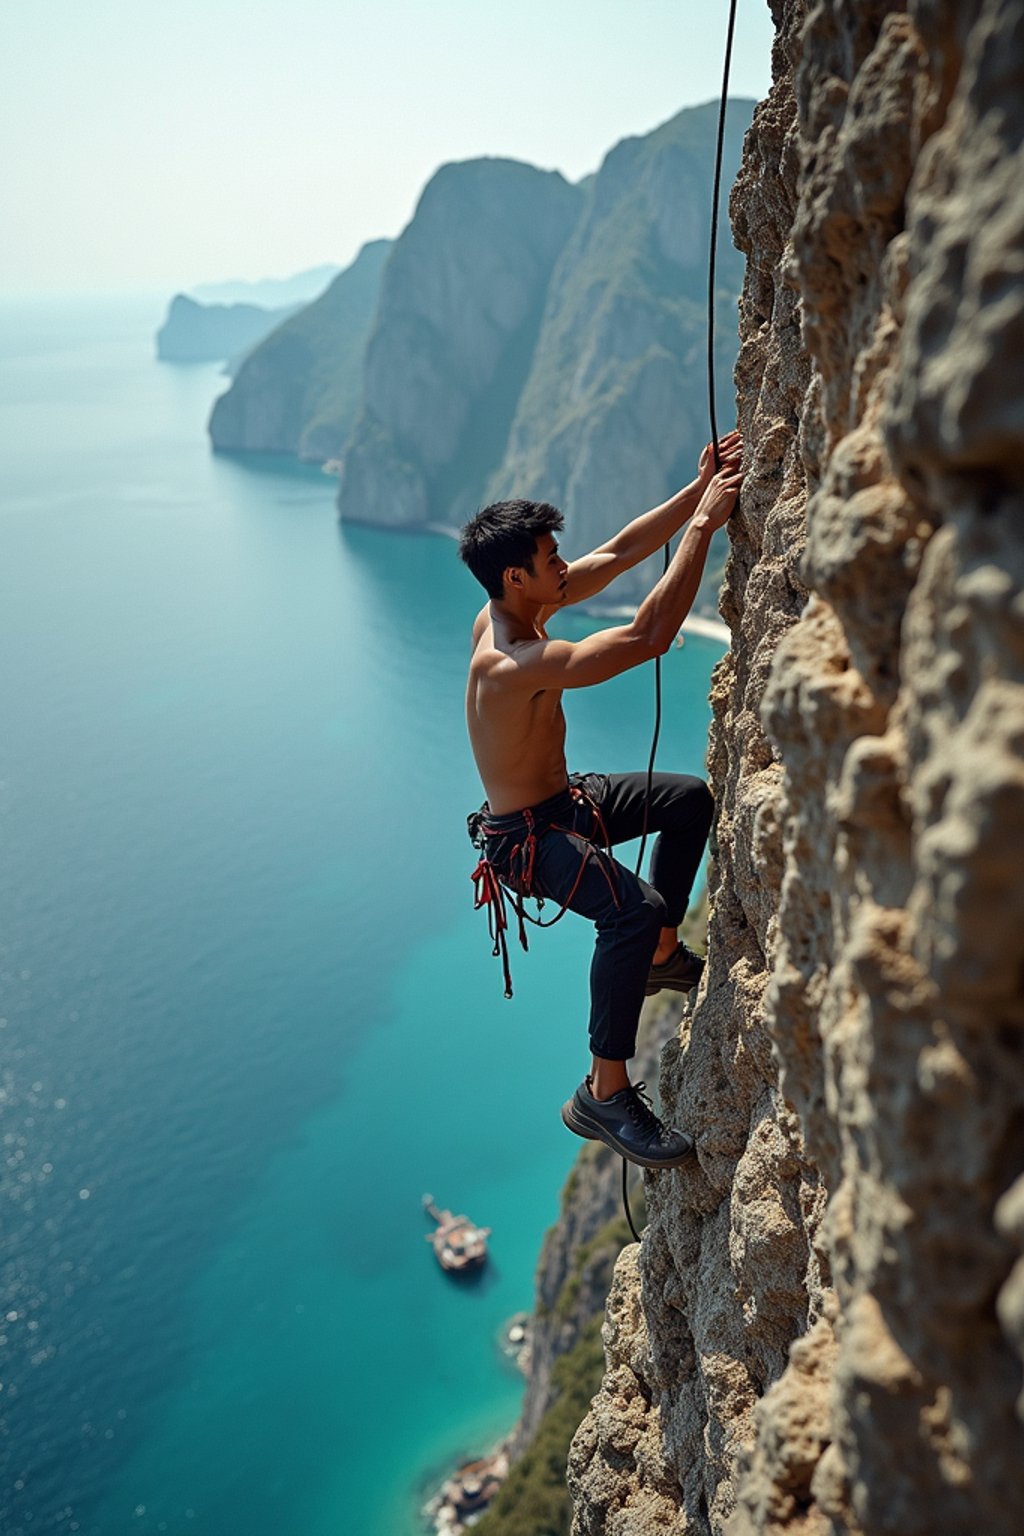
[{"xmin": 458, "ymin": 499, "xmax": 565, "ymax": 600}]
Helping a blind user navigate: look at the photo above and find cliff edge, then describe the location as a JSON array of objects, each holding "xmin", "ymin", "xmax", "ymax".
[{"xmin": 569, "ymin": 3, "xmax": 1024, "ymax": 1533}]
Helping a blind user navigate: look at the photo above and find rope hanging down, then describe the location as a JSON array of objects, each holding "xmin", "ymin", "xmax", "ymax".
[
  {"xmin": 633, "ymin": 0, "xmax": 738, "ymax": 881},
  {"xmin": 622, "ymin": 0, "xmax": 739, "ymax": 1241},
  {"xmin": 707, "ymin": 0, "xmax": 739, "ymax": 475},
  {"xmin": 622, "ymin": 1157, "xmax": 642, "ymax": 1243}
]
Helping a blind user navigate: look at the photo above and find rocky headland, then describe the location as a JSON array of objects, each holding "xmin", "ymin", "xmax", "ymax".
[
  {"xmin": 334, "ymin": 101, "xmax": 753, "ymax": 605},
  {"xmin": 336, "ymin": 157, "xmax": 583, "ymax": 530},
  {"xmin": 155, "ymin": 294, "xmax": 299, "ymax": 364}
]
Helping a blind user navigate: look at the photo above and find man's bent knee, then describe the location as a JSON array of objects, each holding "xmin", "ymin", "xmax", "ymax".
[{"xmin": 626, "ymin": 887, "xmax": 666, "ymax": 940}]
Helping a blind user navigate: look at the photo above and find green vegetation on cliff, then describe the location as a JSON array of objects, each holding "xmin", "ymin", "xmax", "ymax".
[
  {"xmin": 472, "ymin": 1320, "xmax": 605, "ymax": 1536},
  {"xmin": 476, "ymin": 1192, "xmax": 648, "ymax": 1536},
  {"xmin": 551, "ymin": 1195, "xmax": 647, "ymax": 1324}
]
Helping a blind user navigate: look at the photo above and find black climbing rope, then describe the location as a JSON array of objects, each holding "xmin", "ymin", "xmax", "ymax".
[
  {"xmin": 622, "ymin": 1157, "xmax": 642, "ymax": 1243},
  {"xmin": 622, "ymin": 0, "xmax": 739, "ymax": 1243},
  {"xmin": 632, "ymin": 544, "xmax": 669, "ymax": 882},
  {"xmin": 707, "ymin": 0, "xmax": 739, "ymax": 475}
]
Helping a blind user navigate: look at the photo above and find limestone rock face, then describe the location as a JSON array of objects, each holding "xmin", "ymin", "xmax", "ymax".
[
  {"xmin": 513, "ymin": 1011, "xmax": 670, "ymax": 1459},
  {"xmin": 337, "ymin": 159, "xmax": 582, "ymax": 528},
  {"xmin": 570, "ymin": 1246, "xmax": 687, "ymax": 1536},
  {"xmin": 569, "ymin": 3, "xmax": 1024, "ymax": 1533}
]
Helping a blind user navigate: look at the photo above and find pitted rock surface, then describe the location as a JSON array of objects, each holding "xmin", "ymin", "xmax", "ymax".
[{"xmin": 569, "ymin": 3, "xmax": 1024, "ymax": 1532}]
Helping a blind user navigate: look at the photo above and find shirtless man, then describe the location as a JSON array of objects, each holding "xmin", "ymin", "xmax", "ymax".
[{"xmin": 459, "ymin": 433, "xmax": 744, "ymax": 1168}]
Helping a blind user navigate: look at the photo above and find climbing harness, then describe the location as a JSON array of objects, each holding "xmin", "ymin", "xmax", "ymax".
[{"xmin": 469, "ymin": 779, "xmax": 618, "ymax": 1000}]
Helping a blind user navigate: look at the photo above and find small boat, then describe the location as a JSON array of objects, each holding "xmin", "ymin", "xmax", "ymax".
[
  {"xmin": 424, "ymin": 1447, "xmax": 509, "ymax": 1533},
  {"xmin": 422, "ymin": 1194, "xmax": 491, "ymax": 1273},
  {"xmin": 444, "ymin": 1452, "xmax": 506, "ymax": 1516}
]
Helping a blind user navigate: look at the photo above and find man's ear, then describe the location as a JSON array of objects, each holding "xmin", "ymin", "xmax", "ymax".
[{"xmin": 505, "ymin": 565, "xmax": 524, "ymax": 590}]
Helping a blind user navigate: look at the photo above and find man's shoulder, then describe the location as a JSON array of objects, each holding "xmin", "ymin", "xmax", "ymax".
[
  {"xmin": 468, "ymin": 621, "xmax": 506, "ymax": 685},
  {"xmin": 469, "ymin": 640, "xmax": 513, "ymax": 684},
  {"xmin": 471, "ymin": 604, "xmax": 491, "ymax": 647}
]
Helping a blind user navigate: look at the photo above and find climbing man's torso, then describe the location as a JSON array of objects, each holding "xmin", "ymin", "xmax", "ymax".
[{"xmin": 466, "ymin": 605, "xmax": 569, "ymax": 816}]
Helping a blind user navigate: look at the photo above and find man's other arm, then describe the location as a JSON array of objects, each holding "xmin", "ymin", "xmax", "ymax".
[
  {"xmin": 514, "ymin": 463, "xmax": 743, "ymax": 690},
  {"xmin": 561, "ymin": 430, "xmax": 742, "ymax": 607}
]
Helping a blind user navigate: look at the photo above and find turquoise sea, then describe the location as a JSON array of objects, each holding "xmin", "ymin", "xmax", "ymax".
[{"xmin": 0, "ymin": 295, "xmax": 725, "ymax": 1536}]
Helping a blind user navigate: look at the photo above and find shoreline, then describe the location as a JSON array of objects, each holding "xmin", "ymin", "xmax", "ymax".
[
  {"xmin": 588, "ymin": 605, "xmax": 731, "ymax": 645},
  {"xmin": 679, "ymin": 613, "xmax": 730, "ymax": 644}
]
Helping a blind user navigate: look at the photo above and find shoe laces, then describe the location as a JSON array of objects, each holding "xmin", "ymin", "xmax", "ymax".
[
  {"xmin": 623, "ymin": 1081, "xmax": 664, "ymax": 1136},
  {"xmin": 675, "ymin": 942, "xmax": 702, "ymax": 967}
]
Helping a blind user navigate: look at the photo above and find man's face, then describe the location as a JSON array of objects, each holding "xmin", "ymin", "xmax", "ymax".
[{"xmin": 512, "ymin": 533, "xmax": 568, "ymax": 606}]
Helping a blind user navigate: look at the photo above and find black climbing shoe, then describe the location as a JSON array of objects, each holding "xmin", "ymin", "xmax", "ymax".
[
  {"xmin": 561, "ymin": 1077, "xmax": 694, "ymax": 1170},
  {"xmin": 645, "ymin": 941, "xmax": 705, "ymax": 996}
]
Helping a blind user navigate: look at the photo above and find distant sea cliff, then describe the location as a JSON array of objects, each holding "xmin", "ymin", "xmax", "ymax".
[
  {"xmin": 155, "ymin": 294, "xmax": 299, "ymax": 365},
  {"xmin": 203, "ymin": 97, "xmax": 754, "ymax": 611},
  {"xmin": 191, "ymin": 264, "xmax": 340, "ymax": 308},
  {"xmin": 208, "ymin": 240, "xmax": 392, "ymax": 461}
]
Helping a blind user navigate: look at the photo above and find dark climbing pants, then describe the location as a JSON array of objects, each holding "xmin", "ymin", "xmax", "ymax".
[{"xmin": 481, "ymin": 772, "xmax": 713, "ymax": 1061}]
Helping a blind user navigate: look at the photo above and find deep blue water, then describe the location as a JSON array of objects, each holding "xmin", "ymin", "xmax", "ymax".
[{"xmin": 0, "ymin": 295, "xmax": 724, "ymax": 1536}]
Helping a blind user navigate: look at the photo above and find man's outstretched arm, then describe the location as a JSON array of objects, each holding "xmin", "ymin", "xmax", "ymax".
[
  {"xmin": 512, "ymin": 462, "xmax": 744, "ymax": 690},
  {"xmin": 561, "ymin": 430, "xmax": 743, "ymax": 606}
]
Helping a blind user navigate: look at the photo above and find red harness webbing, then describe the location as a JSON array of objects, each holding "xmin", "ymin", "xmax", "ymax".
[{"xmin": 471, "ymin": 784, "xmax": 619, "ymax": 999}]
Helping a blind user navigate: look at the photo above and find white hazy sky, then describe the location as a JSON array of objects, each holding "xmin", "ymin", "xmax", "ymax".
[{"xmin": 2, "ymin": 0, "xmax": 776, "ymax": 296}]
